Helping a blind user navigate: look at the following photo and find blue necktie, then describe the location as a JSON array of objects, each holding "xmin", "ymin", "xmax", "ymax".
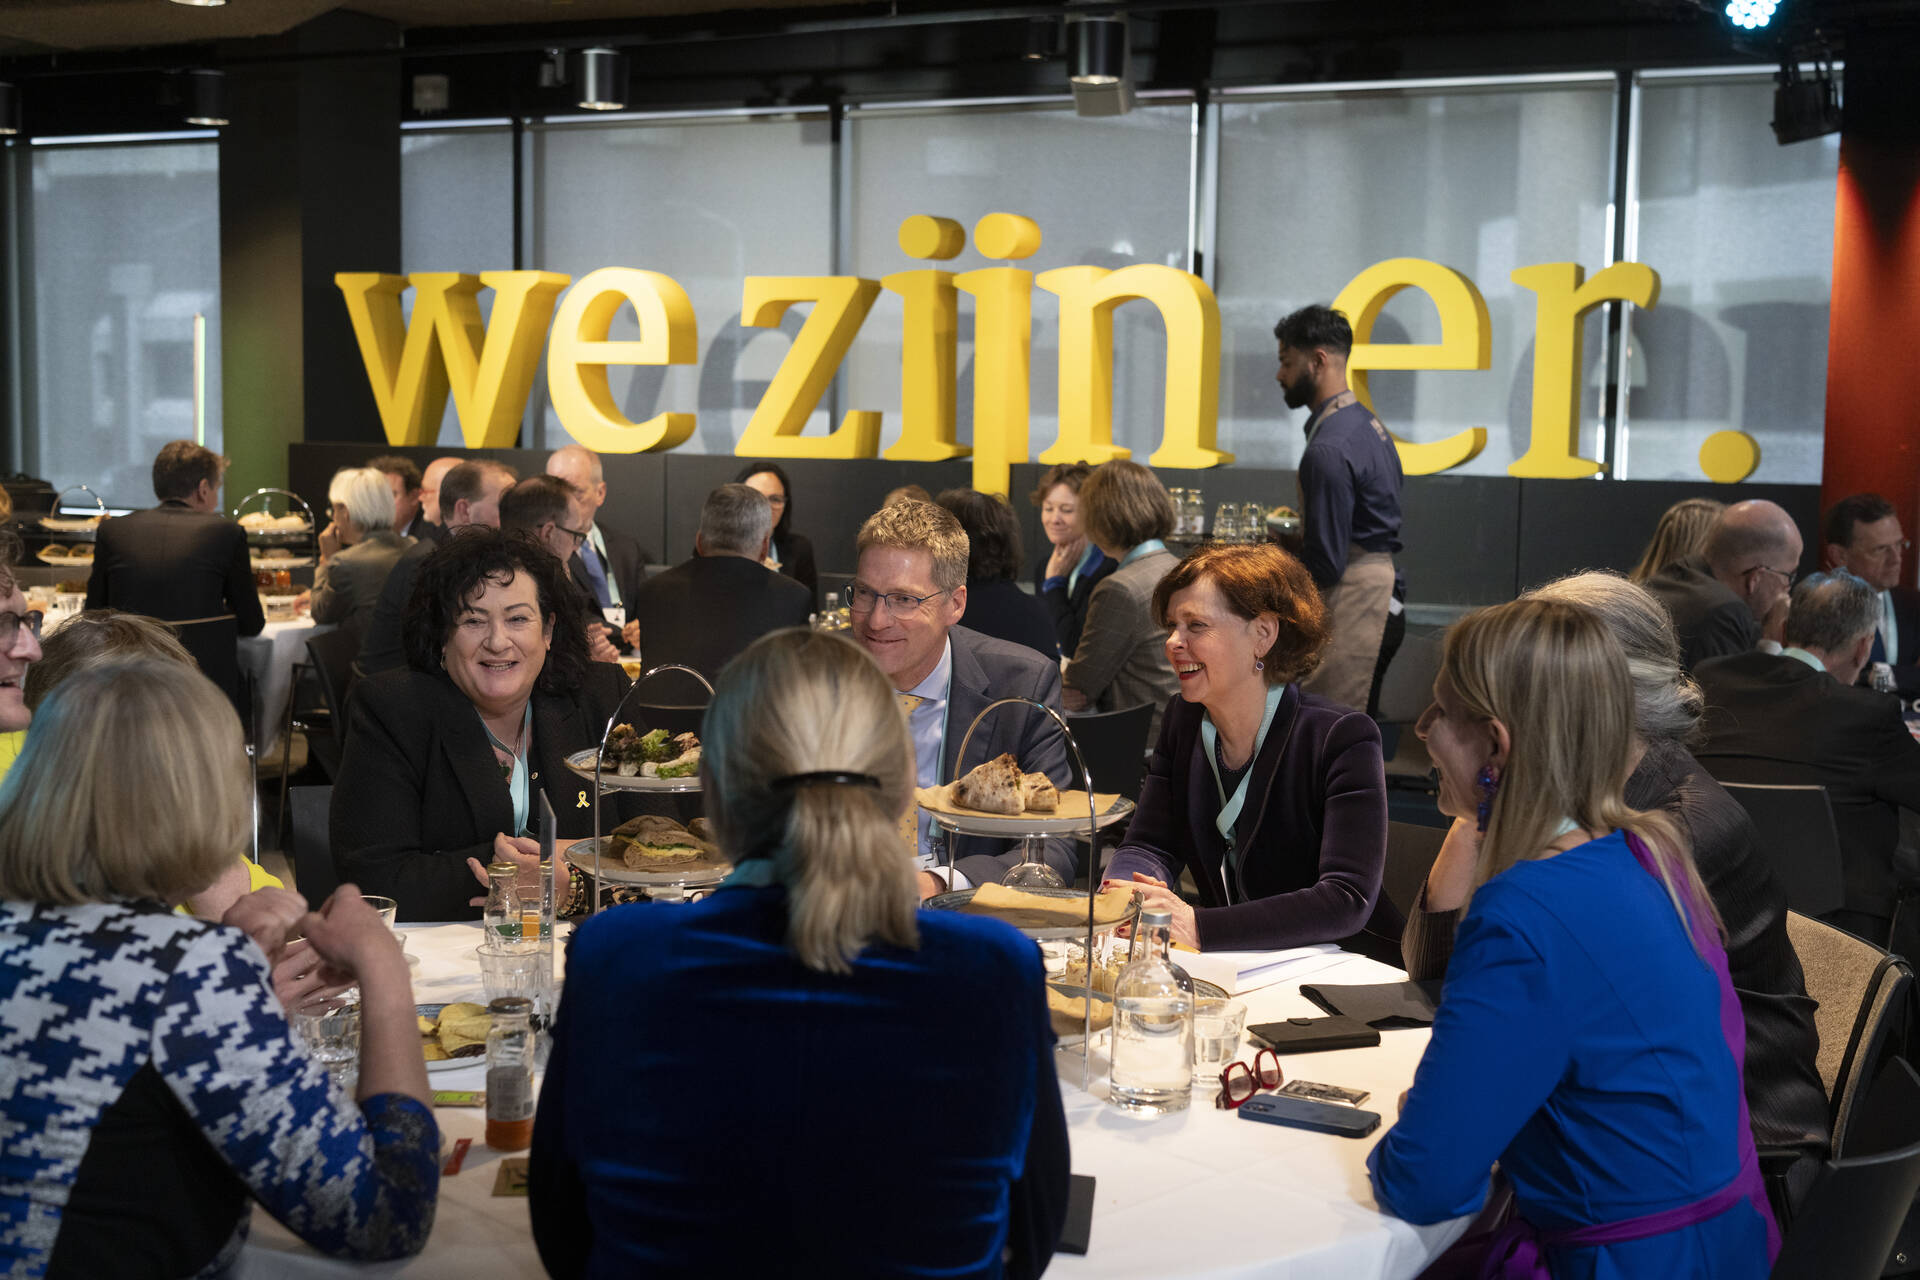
[
  {"xmin": 578, "ymin": 539, "xmax": 613, "ymax": 609},
  {"xmin": 1872, "ymin": 627, "xmax": 1889, "ymax": 666}
]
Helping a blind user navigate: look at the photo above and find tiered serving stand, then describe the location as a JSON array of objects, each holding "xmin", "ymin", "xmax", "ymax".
[
  {"xmin": 30, "ymin": 484, "xmax": 107, "ymax": 571},
  {"xmin": 233, "ymin": 487, "xmax": 319, "ymax": 574},
  {"xmin": 918, "ymin": 698, "xmax": 1140, "ymax": 1088},
  {"xmin": 563, "ymin": 663, "xmax": 721, "ymax": 905}
]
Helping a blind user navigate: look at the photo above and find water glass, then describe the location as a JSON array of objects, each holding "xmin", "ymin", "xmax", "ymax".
[
  {"xmin": 362, "ymin": 895, "xmax": 398, "ymax": 930},
  {"xmin": 476, "ymin": 944, "xmax": 549, "ymax": 1004},
  {"xmin": 292, "ymin": 994, "xmax": 360, "ymax": 1076},
  {"xmin": 1192, "ymin": 997, "xmax": 1246, "ymax": 1085}
]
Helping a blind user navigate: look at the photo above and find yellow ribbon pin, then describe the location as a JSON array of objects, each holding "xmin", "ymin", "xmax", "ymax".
[{"xmin": 577, "ymin": 791, "xmax": 590, "ymax": 809}]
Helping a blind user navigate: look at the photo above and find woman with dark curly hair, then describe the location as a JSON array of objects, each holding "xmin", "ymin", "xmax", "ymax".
[
  {"xmin": 1103, "ymin": 543, "xmax": 1396, "ymax": 955},
  {"xmin": 936, "ymin": 487, "xmax": 1057, "ymax": 659},
  {"xmin": 332, "ymin": 527, "xmax": 636, "ymax": 921},
  {"xmin": 735, "ymin": 461, "xmax": 818, "ymax": 607}
]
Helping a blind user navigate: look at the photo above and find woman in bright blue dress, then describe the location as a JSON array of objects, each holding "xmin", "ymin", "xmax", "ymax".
[{"xmin": 1368, "ymin": 598, "xmax": 1777, "ymax": 1279}]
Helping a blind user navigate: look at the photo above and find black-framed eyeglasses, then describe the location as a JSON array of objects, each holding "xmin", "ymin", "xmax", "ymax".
[
  {"xmin": 1750, "ymin": 564, "xmax": 1798, "ymax": 590},
  {"xmin": 846, "ymin": 583, "xmax": 951, "ymax": 619},
  {"xmin": 555, "ymin": 524, "xmax": 590, "ymax": 549},
  {"xmin": 0, "ymin": 610, "xmax": 43, "ymax": 650}
]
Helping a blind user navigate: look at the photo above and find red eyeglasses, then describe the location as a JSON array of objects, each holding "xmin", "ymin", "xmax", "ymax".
[{"xmin": 1215, "ymin": 1049, "xmax": 1285, "ymax": 1110}]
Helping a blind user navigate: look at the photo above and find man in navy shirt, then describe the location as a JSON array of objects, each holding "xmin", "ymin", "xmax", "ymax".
[{"xmin": 1273, "ymin": 305, "xmax": 1405, "ymax": 712}]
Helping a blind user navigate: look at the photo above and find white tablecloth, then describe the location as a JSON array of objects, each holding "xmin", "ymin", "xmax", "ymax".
[
  {"xmin": 238, "ymin": 618, "xmax": 334, "ymax": 757},
  {"xmin": 241, "ymin": 923, "xmax": 1468, "ymax": 1278}
]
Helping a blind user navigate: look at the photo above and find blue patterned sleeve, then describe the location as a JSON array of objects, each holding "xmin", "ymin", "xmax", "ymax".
[{"xmin": 150, "ymin": 927, "xmax": 441, "ymax": 1261}]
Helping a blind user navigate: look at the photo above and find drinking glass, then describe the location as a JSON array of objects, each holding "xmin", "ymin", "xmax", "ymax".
[
  {"xmin": 361, "ymin": 895, "xmax": 398, "ymax": 930},
  {"xmin": 476, "ymin": 945, "xmax": 549, "ymax": 1005},
  {"xmin": 1191, "ymin": 997, "xmax": 1246, "ymax": 1085},
  {"xmin": 292, "ymin": 994, "xmax": 360, "ymax": 1078}
]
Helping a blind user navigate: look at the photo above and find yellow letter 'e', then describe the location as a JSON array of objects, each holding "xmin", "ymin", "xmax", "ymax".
[{"xmin": 545, "ymin": 268, "xmax": 700, "ymax": 454}]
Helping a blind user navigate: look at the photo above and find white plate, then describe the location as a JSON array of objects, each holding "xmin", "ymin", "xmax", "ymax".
[
  {"xmin": 250, "ymin": 555, "xmax": 315, "ymax": 571},
  {"xmin": 919, "ymin": 793, "xmax": 1135, "ymax": 839},
  {"xmin": 417, "ymin": 1003, "xmax": 489, "ymax": 1072},
  {"xmin": 563, "ymin": 748, "xmax": 703, "ymax": 793},
  {"xmin": 565, "ymin": 837, "xmax": 731, "ymax": 888}
]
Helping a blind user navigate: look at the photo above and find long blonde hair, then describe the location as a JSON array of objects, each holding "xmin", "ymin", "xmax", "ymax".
[
  {"xmin": 1444, "ymin": 598, "xmax": 1720, "ymax": 939},
  {"xmin": 1629, "ymin": 497, "xmax": 1725, "ymax": 583},
  {"xmin": 702, "ymin": 629, "xmax": 919, "ymax": 974},
  {"xmin": 0, "ymin": 658, "xmax": 250, "ymax": 905}
]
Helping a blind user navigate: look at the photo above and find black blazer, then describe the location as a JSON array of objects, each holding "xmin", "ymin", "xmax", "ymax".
[
  {"xmin": 941, "ymin": 626, "xmax": 1075, "ymax": 887},
  {"xmin": 568, "ymin": 523, "xmax": 651, "ymax": 617},
  {"xmin": 332, "ymin": 665, "xmax": 646, "ymax": 922},
  {"xmin": 1696, "ymin": 649, "xmax": 1920, "ymax": 919},
  {"xmin": 629, "ymin": 554, "xmax": 813, "ymax": 697},
  {"xmin": 1033, "ymin": 550, "xmax": 1117, "ymax": 659},
  {"xmin": 1873, "ymin": 585, "xmax": 1920, "ymax": 696},
  {"xmin": 959, "ymin": 578, "xmax": 1058, "ymax": 660},
  {"xmin": 85, "ymin": 501, "xmax": 265, "ymax": 708},
  {"xmin": 1645, "ymin": 555, "xmax": 1761, "ymax": 673},
  {"xmin": 773, "ymin": 530, "xmax": 819, "ymax": 609},
  {"xmin": 1106, "ymin": 686, "xmax": 1394, "ymax": 955},
  {"xmin": 355, "ymin": 537, "xmax": 433, "ymax": 677}
]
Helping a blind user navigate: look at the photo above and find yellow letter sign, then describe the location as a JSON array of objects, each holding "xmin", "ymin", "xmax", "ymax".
[
  {"xmin": 1036, "ymin": 263, "xmax": 1228, "ymax": 471},
  {"xmin": 734, "ymin": 276, "xmax": 884, "ymax": 460},
  {"xmin": 1331, "ymin": 258, "xmax": 1490, "ymax": 476},
  {"xmin": 1508, "ymin": 261, "xmax": 1660, "ymax": 479},
  {"xmin": 956, "ymin": 213, "xmax": 1044, "ymax": 496},
  {"xmin": 335, "ymin": 271, "xmax": 570, "ymax": 448},
  {"xmin": 546, "ymin": 268, "xmax": 699, "ymax": 454}
]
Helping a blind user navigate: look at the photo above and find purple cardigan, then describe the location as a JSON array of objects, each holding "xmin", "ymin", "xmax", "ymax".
[{"xmin": 1106, "ymin": 686, "xmax": 1393, "ymax": 953}]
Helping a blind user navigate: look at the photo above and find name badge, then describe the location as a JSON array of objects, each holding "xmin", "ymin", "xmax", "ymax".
[{"xmin": 604, "ymin": 605, "xmax": 627, "ymax": 629}]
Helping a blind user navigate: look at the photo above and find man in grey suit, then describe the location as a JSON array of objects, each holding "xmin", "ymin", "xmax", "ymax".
[{"xmin": 850, "ymin": 500, "xmax": 1075, "ymax": 894}]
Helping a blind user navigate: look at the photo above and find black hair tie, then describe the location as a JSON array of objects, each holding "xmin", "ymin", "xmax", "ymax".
[{"xmin": 770, "ymin": 771, "xmax": 882, "ymax": 791}]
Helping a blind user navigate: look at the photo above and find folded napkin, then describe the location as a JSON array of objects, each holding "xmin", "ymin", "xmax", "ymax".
[{"xmin": 1300, "ymin": 979, "xmax": 1443, "ymax": 1029}]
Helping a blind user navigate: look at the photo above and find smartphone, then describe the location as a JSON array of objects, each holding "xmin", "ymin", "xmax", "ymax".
[
  {"xmin": 1057, "ymin": 1174, "xmax": 1095, "ymax": 1255},
  {"xmin": 1237, "ymin": 1092, "xmax": 1382, "ymax": 1138}
]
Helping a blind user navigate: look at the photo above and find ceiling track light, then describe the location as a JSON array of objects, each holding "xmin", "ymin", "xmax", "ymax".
[
  {"xmin": 184, "ymin": 68, "xmax": 227, "ymax": 127},
  {"xmin": 1068, "ymin": 14, "xmax": 1127, "ymax": 88},
  {"xmin": 168, "ymin": 0, "xmax": 228, "ymax": 7},
  {"xmin": 0, "ymin": 82, "xmax": 18, "ymax": 137},
  {"xmin": 573, "ymin": 47, "xmax": 627, "ymax": 111}
]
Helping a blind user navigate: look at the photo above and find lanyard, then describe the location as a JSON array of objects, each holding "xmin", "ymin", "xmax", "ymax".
[
  {"xmin": 481, "ymin": 701, "xmax": 534, "ymax": 837},
  {"xmin": 1302, "ymin": 390, "xmax": 1356, "ymax": 454},
  {"xmin": 1120, "ymin": 539, "xmax": 1168, "ymax": 570},
  {"xmin": 1200, "ymin": 684, "xmax": 1285, "ymax": 880}
]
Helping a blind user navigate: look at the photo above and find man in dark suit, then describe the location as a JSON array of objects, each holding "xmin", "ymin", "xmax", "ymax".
[
  {"xmin": 547, "ymin": 444, "xmax": 651, "ymax": 631},
  {"xmin": 1646, "ymin": 498, "xmax": 1803, "ymax": 672},
  {"xmin": 369, "ymin": 454, "xmax": 438, "ymax": 543},
  {"xmin": 1824, "ymin": 491, "xmax": 1920, "ymax": 696},
  {"xmin": 357, "ymin": 459, "xmax": 517, "ymax": 677},
  {"xmin": 500, "ymin": 474, "xmax": 621, "ymax": 666},
  {"xmin": 85, "ymin": 440, "xmax": 263, "ymax": 712},
  {"xmin": 850, "ymin": 499, "xmax": 1074, "ymax": 893},
  {"xmin": 1695, "ymin": 570, "xmax": 1920, "ymax": 946},
  {"xmin": 627, "ymin": 484, "xmax": 811, "ymax": 690},
  {"xmin": 412, "ymin": 455, "xmax": 462, "ymax": 543}
]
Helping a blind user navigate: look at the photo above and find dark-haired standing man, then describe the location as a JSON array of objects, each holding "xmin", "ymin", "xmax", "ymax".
[
  {"xmin": 1823, "ymin": 492, "xmax": 1920, "ymax": 696},
  {"xmin": 85, "ymin": 440, "xmax": 264, "ymax": 712},
  {"xmin": 1273, "ymin": 305, "xmax": 1405, "ymax": 713}
]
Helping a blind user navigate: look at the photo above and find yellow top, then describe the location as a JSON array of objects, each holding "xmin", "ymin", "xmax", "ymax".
[{"xmin": 0, "ymin": 731, "xmax": 22, "ymax": 788}]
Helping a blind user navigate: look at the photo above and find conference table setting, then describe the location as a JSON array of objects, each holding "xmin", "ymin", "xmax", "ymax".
[{"xmin": 239, "ymin": 913, "xmax": 1470, "ymax": 1279}]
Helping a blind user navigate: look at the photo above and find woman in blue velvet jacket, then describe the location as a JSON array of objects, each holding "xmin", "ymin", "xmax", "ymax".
[
  {"xmin": 529, "ymin": 629, "xmax": 1069, "ymax": 1279},
  {"xmin": 1106, "ymin": 543, "xmax": 1397, "ymax": 955}
]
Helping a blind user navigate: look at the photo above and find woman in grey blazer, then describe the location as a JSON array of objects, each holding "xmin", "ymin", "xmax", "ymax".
[
  {"xmin": 307, "ymin": 465, "xmax": 413, "ymax": 638},
  {"xmin": 1063, "ymin": 460, "xmax": 1180, "ymax": 745}
]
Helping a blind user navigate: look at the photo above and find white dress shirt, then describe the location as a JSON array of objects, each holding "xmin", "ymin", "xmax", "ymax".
[{"xmin": 904, "ymin": 637, "xmax": 970, "ymax": 891}]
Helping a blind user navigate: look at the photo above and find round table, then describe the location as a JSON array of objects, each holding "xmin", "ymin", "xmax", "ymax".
[{"xmin": 241, "ymin": 923, "xmax": 1469, "ymax": 1278}]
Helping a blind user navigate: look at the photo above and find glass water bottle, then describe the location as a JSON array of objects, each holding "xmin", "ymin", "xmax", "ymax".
[
  {"xmin": 484, "ymin": 997, "xmax": 536, "ymax": 1151},
  {"xmin": 483, "ymin": 860, "xmax": 521, "ymax": 944},
  {"xmin": 1109, "ymin": 907, "xmax": 1195, "ymax": 1115}
]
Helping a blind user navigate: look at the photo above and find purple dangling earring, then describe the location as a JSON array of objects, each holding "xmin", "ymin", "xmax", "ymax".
[{"xmin": 1475, "ymin": 764, "xmax": 1500, "ymax": 834}]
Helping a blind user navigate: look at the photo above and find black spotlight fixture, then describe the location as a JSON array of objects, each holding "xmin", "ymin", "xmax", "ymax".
[
  {"xmin": 184, "ymin": 69, "xmax": 227, "ymax": 127},
  {"xmin": 573, "ymin": 47, "xmax": 627, "ymax": 111},
  {"xmin": 1068, "ymin": 14, "xmax": 1127, "ymax": 87},
  {"xmin": 0, "ymin": 82, "xmax": 18, "ymax": 137},
  {"xmin": 1023, "ymin": 17, "xmax": 1059, "ymax": 62},
  {"xmin": 1771, "ymin": 57, "xmax": 1840, "ymax": 145}
]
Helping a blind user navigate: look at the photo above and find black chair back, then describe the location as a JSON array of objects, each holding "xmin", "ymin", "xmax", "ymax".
[
  {"xmin": 1772, "ymin": 1057, "xmax": 1920, "ymax": 1280},
  {"xmin": 288, "ymin": 784, "xmax": 337, "ymax": 904},
  {"xmin": 304, "ymin": 628, "xmax": 363, "ymax": 740},
  {"xmin": 172, "ymin": 615, "xmax": 245, "ymax": 718},
  {"xmin": 1382, "ymin": 820, "xmax": 1448, "ymax": 921},
  {"xmin": 1713, "ymin": 779, "xmax": 1847, "ymax": 919},
  {"xmin": 1064, "ymin": 702, "xmax": 1156, "ymax": 801}
]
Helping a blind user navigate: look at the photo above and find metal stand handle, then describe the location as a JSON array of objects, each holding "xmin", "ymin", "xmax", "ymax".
[
  {"xmin": 589, "ymin": 663, "xmax": 715, "ymax": 912},
  {"xmin": 944, "ymin": 697, "xmax": 1112, "ymax": 1089},
  {"xmin": 231, "ymin": 487, "xmax": 318, "ymax": 536}
]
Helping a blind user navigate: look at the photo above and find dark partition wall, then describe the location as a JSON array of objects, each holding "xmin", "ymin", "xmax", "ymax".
[{"xmin": 288, "ymin": 444, "xmax": 1819, "ymax": 610}]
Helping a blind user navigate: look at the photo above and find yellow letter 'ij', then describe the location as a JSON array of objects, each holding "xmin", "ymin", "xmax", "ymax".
[
  {"xmin": 1330, "ymin": 258, "xmax": 1491, "ymax": 476},
  {"xmin": 335, "ymin": 271, "xmax": 570, "ymax": 448},
  {"xmin": 882, "ymin": 216, "xmax": 968, "ymax": 464},
  {"xmin": 545, "ymin": 268, "xmax": 699, "ymax": 454},
  {"xmin": 955, "ymin": 213, "xmax": 1044, "ymax": 496},
  {"xmin": 733, "ymin": 277, "xmax": 883, "ymax": 460},
  {"xmin": 1036, "ymin": 263, "xmax": 1228, "ymax": 471},
  {"xmin": 1508, "ymin": 261, "xmax": 1660, "ymax": 479}
]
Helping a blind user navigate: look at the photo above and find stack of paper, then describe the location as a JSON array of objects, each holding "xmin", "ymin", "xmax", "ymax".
[{"xmin": 1173, "ymin": 943, "xmax": 1347, "ymax": 996}]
